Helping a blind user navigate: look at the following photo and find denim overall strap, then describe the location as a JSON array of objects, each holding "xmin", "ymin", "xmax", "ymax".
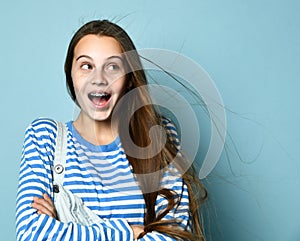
[
  {"xmin": 53, "ymin": 121, "xmax": 68, "ymax": 195},
  {"xmin": 52, "ymin": 121, "xmax": 103, "ymax": 225}
]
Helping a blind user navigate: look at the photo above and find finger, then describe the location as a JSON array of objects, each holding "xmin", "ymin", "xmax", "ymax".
[
  {"xmin": 33, "ymin": 196, "xmax": 55, "ymax": 212},
  {"xmin": 31, "ymin": 202, "xmax": 56, "ymax": 217},
  {"xmin": 43, "ymin": 194, "xmax": 55, "ymax": 207},
  {"xmin": 130, "ymin": 225, "xmax": 144, "ymax": 239},
  {"xmin": 43, "ymin": 194, "xmax": 58, "ymax": 219},
  {"xmin": 42, "ymin": 194, "xmax": 58, "ymax": 219},
  {"xmin": 43, "ymin": 193, "xmax": 52, "ymax": 201},
  {"xmin": 32, "ymin": 197, "xmax": 57, "ymax": 218},
  {"xmin": 41, "ymin": 194, "xmax": 54, "ymax": 206}
]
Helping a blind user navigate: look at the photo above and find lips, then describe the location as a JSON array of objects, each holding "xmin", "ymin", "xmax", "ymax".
[{"xmin": 88, "ymin": 91, "xmax": 112, "ymax": 108}]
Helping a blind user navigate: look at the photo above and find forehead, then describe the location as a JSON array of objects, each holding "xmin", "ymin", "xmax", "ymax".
[{"xmin": 74, "ymin": 34, "xmax": 123, "ymax": 58}]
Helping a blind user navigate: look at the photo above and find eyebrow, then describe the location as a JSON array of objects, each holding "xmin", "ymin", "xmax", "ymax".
[
  {"xmin": 76, "ymin": 55, "xmax": 92, "ymax": 61},
  {"xmin": 75, "ymin": 55, "xmax": 124, "ymax": 62}
]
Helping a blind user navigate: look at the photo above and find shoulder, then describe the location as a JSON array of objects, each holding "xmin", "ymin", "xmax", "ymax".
[
  {"xmin": 161, "ymin": 116, "xmax": 179, "ymax": 133},
  {"xmin": 21, "ymin": 118, "xmax": 60, "ymax": 168},
  {"xmin": 160, "ymin": 116, "xmax": 181, "ymax": 149},
  {"xmin": 29, "ymin": 117, "xmax": 57, "ymax": 129},
  {"xmin": 24, "ymin": 117, "xmax": 58, "ymax": 141}
]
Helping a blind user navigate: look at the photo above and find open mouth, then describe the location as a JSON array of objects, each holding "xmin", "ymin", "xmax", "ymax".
[{"xmin": 88, "ymin": 92, "xmax": 112, "ymax": 108}]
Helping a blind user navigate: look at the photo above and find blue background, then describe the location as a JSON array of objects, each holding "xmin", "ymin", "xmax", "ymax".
[{"xmin": 1, "ymin": 0, "xmax": 299, "ymax": 240}]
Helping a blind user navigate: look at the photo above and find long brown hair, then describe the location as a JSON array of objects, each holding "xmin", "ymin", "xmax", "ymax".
[{"xmin": 65, "ymin": 20, "xmax": 207, "ymax": 240}]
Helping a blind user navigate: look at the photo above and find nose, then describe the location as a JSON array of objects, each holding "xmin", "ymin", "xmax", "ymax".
[{"xmin": 90, "ymin": 69, "xmax": 108, "ymax": 86}]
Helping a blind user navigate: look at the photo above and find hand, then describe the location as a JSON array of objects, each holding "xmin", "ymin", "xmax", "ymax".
[
  {"xmin": 31, "ymin": 193, "xmax": 58, "ymax": 219},
  {"xmin": 130, "ymin": 225, "xmax": 144, "ymax": 239}
]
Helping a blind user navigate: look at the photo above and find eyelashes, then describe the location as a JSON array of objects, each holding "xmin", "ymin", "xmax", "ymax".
[
  {"xmin": 79, "ymin": 62, "xmax": 124, "ymax": 74},
  {"xmin": 105, "ymin": 63, "xmax": 121, "ymax": 72},
  {"xmin": 81, "ymin": 63, "xmax": 93, "ymax": 70}
]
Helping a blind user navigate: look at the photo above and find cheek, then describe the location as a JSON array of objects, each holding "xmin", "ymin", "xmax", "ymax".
[
  {"xmin": 73, "ymin": 82, "xmax": 87, "ymax": 101},
  {"xmin": 116, "ymin": 77, "xmax": 128, "ymax": 94},
  {"xmin": 71, "ymin": 70, "xmax": 85, "ymax": 94},
  {"xmin": 72, "ymin": 80, "xmax": 86, "ymax": 103}
]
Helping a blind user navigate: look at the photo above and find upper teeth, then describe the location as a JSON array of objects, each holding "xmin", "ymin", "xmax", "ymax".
[{"xmin": 90, "ymin": 93, "xmax": 107, "ymax": 97}]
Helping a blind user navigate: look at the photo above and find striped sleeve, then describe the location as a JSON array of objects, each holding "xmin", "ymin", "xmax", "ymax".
[
  {"xmin": 161, "ymin": 117, "xmax": 181, "ymax": 151},
  {"xmin": 139, "ymin": 178, "xmax": 191, "ymax": 241},
  {"xmin": 139, "ymin": 118, "xmax": 192, "ymax": 241},
  {"xmin": 15, "ymin": 118, "xmax": 134, "ymax": 241}
]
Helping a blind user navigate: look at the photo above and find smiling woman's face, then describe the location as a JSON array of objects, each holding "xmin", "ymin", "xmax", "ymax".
[{"xmin": 71, "ymin": 34, "xmax": 127, "ymax": 122}]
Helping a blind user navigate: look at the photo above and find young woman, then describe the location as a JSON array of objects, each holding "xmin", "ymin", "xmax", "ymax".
[{"xmin": 16, "ymin": 20, "xmax": 206, "ymax": 240}]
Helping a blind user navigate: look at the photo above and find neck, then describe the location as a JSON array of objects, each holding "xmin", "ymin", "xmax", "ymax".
[{"xmin": 73, "ymin": 112, "xmax": 118, "ymax": 145}]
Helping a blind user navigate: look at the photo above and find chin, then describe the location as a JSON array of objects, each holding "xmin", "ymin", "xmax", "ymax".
[{"xmin": 90, "ymin": 111, "xmax": 113, "ymax": 122}]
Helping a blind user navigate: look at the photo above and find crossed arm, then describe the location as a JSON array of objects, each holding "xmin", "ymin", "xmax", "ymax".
[
  {"xmin": 31, "ymin": 195, "xmax": 144, "ymax": 239},
  {"xmin": 17, "ymin": 119, "xmax": 191, "ymax": 241}
]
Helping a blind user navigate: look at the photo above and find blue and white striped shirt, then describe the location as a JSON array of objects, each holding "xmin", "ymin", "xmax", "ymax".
[{"xmin": 16, "ymin": 118, "xmax": 191, "ymax": 241}]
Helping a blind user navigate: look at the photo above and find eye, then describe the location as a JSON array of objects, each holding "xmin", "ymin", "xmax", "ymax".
[
  {"xmin": 81, "ymin": 63, "xmax": 93, "ymax": 70},
  {"xmin": 105, "ymin": 63, "xmax": 121, "ymax": 72}
]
